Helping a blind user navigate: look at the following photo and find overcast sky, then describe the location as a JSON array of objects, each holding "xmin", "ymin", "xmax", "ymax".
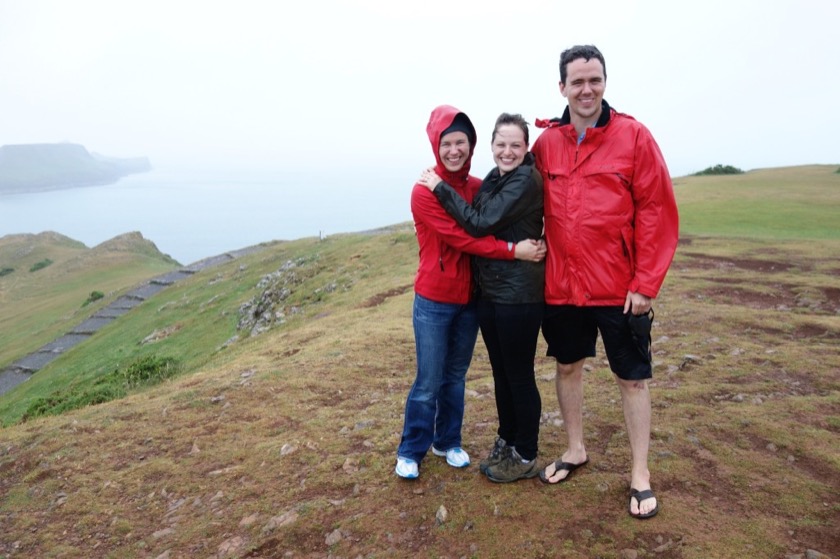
[{"xmin": 1, "ymin": 0, "xmax": 838, "ymax": 179}]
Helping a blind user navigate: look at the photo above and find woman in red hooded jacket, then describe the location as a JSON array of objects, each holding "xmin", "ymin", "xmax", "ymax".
[{"xmin": 395, "ymin": 105, "xmax": 544, "ymax": 479}]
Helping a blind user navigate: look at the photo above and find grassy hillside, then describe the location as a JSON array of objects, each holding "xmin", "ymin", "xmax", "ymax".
[
  {"xmin": 0, "ymin": 231, "xmax": 180, "ymax": 369},
  {"xmin": 674, "ymin": 164, "xmax": 840, "ymax": 239},
  {"xmin": 0, "ymin": 167, "xmax": 838, "ymax": 558}
]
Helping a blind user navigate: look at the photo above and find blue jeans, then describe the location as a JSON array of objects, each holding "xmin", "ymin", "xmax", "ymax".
[{"xmin": 397, "ymin": 294, "xmax": 479, "ymax": 463}]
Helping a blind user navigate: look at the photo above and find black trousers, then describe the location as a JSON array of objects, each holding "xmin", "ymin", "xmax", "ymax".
[{"xmin": 477, "ymin": 300, "xmax": 544, "ymax": 461}]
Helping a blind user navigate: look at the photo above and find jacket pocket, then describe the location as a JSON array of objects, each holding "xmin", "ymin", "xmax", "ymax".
[{"xmin": 620, "ymin": 224, "xmax": 636, "ymax": 278}]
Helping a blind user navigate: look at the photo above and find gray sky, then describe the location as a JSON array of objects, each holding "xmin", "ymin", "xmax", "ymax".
[{"xmin": 1, "ymin": 0, "xmax": 838, "ymax": 179}]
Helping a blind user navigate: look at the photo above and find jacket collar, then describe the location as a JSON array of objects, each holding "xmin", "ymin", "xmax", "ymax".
[
  {"xmin": 487, "ymin": 151, "xmax": 535, "ymax": 181},
  {"xmin": 537, "ymin": 99, "xmax": 612, "ymax": 130}
]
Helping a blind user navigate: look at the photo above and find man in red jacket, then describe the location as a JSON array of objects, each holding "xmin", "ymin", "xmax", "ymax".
[
  {"xmin": 396, "ymin": 105, "xmax": 545, "ymax": 479},
  {"xmin": 531, "ymin": 46, "xmax": 679, "ymax": 518}
]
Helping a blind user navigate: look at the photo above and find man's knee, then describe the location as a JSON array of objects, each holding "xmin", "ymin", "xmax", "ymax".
[
  {"xmin": 615, "ymin": 376, "xmax": 649, "ymax": 393},
  {"xmin": 556, "ymin": 359, "xmax": 585, "ymax": 378}
]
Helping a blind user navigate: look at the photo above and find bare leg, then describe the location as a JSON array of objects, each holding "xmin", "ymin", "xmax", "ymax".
[
  {"xmin": 616, "ymin": 376, "xmax": 657, "ymax": 516},
  {"xmin": 542, "ymin": 358, "xmax": 588, "ymax": 482}
]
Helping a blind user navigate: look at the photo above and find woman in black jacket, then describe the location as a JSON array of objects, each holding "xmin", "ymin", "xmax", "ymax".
[{"xmin": 419, "ymin": 113, "xmax": 544, "ymax": 482}]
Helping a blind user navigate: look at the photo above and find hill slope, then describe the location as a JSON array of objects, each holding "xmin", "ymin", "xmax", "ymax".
[
  {"xmin": 0, "ymin": 231, "xmax": 180, "ymax": 370},
  {"xmin": 0, "ymin": 168, "xmax": 838, "ymax": 558},
  {"xmin": 0, "ymin": 143, "xmax": 151, "ymax": 193}
]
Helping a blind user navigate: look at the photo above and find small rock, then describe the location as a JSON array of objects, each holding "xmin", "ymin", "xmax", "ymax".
[
  {"xmin": 154, "ymin": 551, "xmax": 171, "ymax": 559},
  {"xmin": 354, "ymin": 420, "xmax": 375, "ymax": 430},
  {"xmin": 805, "ymin": 549, "xmax": 831, "ymax": 559},
  {"xmin": 239, "ymin": 513, "xmax": 259, "ymax": 527},
  {"xmin": 152, "ymin": 528, "xmax": 175, "ymax": 540},
  {"xmin": 342, "ymin": 457, "xmax": 360, "ymax": 474},
  {"xmin": 280, "ymin": 444, "xmax": 297, "ymax": 456},
  {"xmin": 435, "ymin": 505, "xmax": 448, "ymax": 525},
  {"xmin": 217, "ymin": 536, "xmax": 245, "ymax": 558},
  {"xmin": 189, "ymin": 442, "xmax": 200, "ymax": 455},
  {"xmin": 766, "ymin": 443, "xmax": 778, "ymax": 452},
  {"xmin": 53, "ymin": 492, "xmax": 68, "ymax": 506},
  {"xmin": 653, "ymin": 539, "xmax": 674, "ymax": 553},
  {"xmin": 733, "ymin": 393, "xmax": 745, "ymax": 402},
  {"xmin": 787, "ymin": 455, "xmax": 796, "ymax": 463},
  {"xmin": 325, "ymin": 529, "xmax": 342, "ymax": 546},
  {"xmin": 210, "ymin": 395, "xmax": 226, "ymax": 404},
  {"xmin": 620, "ymin": 550, "xmax": 639, "ymax": 559},
  {"xmin": 262, "ymin": 510, "xmax": 299, "ymax": 533}
]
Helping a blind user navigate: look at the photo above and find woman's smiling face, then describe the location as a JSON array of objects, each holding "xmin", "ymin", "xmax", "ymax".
[{"xmin": 492, "ymin": 124, "xmax": 528, "ymax": 175}]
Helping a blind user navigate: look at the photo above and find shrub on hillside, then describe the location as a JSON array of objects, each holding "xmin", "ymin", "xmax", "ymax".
[
  {"xmin": 0, "ymin": 267, "xmax": 14, "ymax": 277},
  {"xmin": 693, "ymin": 164, "xmax": 744, "ymax": 176},
  {"xmin": 22, "ymin": 355, "xmax": 180, "ymax": 421},
  {"xmin": 82, "ymin": 290, "xmax": 105, "ymax": 307},
  {"xmin": 117, "ymin": 355, "xmax": 180, "ymax": 387},
  {"xmin": 29, "ymin": 258, "xmax": 53, "ymax": 272}
]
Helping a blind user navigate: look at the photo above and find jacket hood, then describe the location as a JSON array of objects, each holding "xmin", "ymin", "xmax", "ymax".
[{"xmin": 426, "ymin": 105, "xmax": 477, "ymax": 187}]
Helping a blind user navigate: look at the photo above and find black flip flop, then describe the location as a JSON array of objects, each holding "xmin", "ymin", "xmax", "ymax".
[
  {"xmin": 628, "ymin": 488, "xmax": 659, "ymax": 519},
  {"xmin": 538, "ymin": 458, "xmax": 589, "ymax": 484}
]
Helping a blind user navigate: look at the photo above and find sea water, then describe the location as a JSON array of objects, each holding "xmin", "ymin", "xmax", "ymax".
[{"xmin": 0, "ymin": 167, "xmax": 412, "ymax": 265}]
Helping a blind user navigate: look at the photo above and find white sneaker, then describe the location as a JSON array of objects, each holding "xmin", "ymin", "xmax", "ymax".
[
  {"xmin": 432, "ymin": 446, "xmax": 470, "ymax": 468},
  {"xmin": 395, "ymin": 456, "xmax": 419, "ymax": 479}
]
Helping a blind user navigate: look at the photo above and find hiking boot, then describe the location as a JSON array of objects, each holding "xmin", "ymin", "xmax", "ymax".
[
  {"xmin": 479, "ymin": 437, "xmax": 509, "ymax": 474},
  {"xmin": 485, "ymin": 448, "xmax": 538, "ymax": 483}
]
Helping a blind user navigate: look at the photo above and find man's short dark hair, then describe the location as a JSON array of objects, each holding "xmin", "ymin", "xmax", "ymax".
[{"xmin": 559, "ymin": 45, "xmax": 606, "ymax": 85}]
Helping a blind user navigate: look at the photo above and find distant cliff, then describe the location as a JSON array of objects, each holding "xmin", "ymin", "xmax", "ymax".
[{"xmin": 0, "ymin": 143, "xmax": 151, "ymax": 193}]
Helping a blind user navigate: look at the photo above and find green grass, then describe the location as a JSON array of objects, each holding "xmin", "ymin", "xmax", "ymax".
[
  {"xmin": 81, "ymin": 290, "xmax": 104, "ymax": 307},
  {"xmin": 21, "ymin": 354, "xmax": 180, "ymax": 421},
  {"xmin": 0, "ymin": 229, "xmax": 415, "ymax": 425},
  {"xmin": 28, "ymin": 258, "xmax": 53, "ymax": 272},
  {"xmin": 674, "ymin": 164, "xmax": 840, "ymax": 239},
  {"xmin": 0, "ymin": 232, "xmax": 179, "ymax": 368}
]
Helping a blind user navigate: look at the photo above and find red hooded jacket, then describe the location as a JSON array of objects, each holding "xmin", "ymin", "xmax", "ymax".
[
  {"xmin": 411, "ymin": 105, "xmax": 515, "ymax": 304},
  {"xmin": 532, "ymin": 104, "xmax": 679, "ymax": 306}
]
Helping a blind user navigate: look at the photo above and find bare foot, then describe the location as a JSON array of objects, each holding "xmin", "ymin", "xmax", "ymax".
[
  {"xmin": 629, "ymin": 488, "xmax": 659, "ymax": 518},
  {"xmin": 539, "ymin": 453, "xmax": 588, "ymax": 484}
]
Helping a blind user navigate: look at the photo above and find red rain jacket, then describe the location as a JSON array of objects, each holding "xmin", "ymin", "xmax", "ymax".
[
  {"xmin": 532, "ymin": 105, "xmax": 679, "ymax": 306},
  {"xmin": 411, "ymin": 105, "xmax": 514, "ymax": 304}
]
